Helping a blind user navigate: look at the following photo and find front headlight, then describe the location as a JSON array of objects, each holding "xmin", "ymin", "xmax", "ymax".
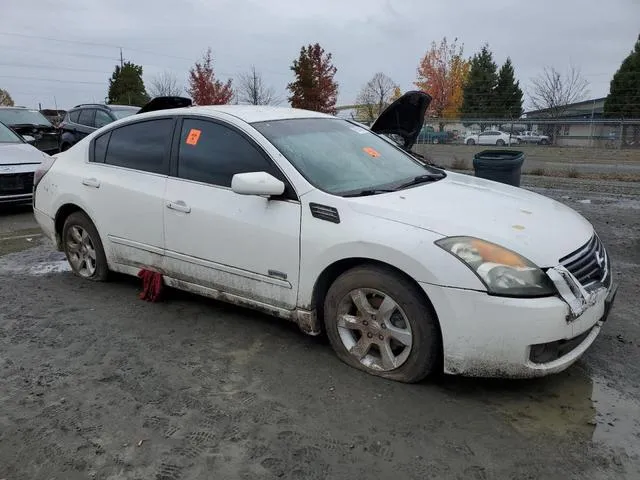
[{"xmin": 435, "ymin": 236, "xmax": 556, "ymax": 297}]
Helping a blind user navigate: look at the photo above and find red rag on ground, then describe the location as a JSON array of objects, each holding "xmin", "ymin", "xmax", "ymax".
[{"xmin": 137, "ymin": 269, "xmax": 164, "ymax": 302}]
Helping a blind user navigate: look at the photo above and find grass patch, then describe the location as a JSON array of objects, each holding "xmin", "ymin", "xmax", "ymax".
[
  {"xmin": 528, "ymin": 168, "xmax": 548, "ymax": 176},
  {"xmin": 567, "ymin": 167, "xmax": 580, "ymax": 178},
  {"xmin": 451, "ymin": 157, "xmax": 470, "ymax": 170}
]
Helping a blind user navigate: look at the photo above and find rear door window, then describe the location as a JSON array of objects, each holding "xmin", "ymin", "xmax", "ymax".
[
  {"xmin": 103, "ymin": 119, "xmax": 173, "ymax": 174},
  {"xmin": 69, "ymin": 110, "xmax": 80, "ymax": 123},
  {"xmin": 78, "ymin": 109, "xmax": 96, "ymax": 127}
]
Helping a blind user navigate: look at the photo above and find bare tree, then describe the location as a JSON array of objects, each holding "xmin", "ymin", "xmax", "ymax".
[
  {"xmin": 355, "ymin": 73, "xmax": 398, "ymax": 123},
  {"xmin": 0, "ymin": 88, "xmax": 14, "ymax": 106},
  {"xmin": 529, "ymin": 66, "xmax": 589, "ymax": 118},
  {"xmin": 149, "ymin": 71, "xmax": 182, "ymax": 97},
  {"xmin": 237, "ymin": 66, "xmax": 280, "ymax": 105}
]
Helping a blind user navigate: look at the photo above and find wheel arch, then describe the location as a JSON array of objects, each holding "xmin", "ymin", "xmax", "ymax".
[
  {"xmin": 310, "ymin": 257, "xmax": 442, "ymax": 333},
  {"xmin": 54, "ymin": 203, "xmax": 90, "ymax": 249}
]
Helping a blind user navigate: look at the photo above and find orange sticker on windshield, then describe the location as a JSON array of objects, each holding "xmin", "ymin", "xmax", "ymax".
[
  {"xmin": 186, "ymin": 128, "xmax": 201, "ymax": 145},
  {"xmin": 363, "ymin": 147, "xmax": 380, "ymax": 158}
]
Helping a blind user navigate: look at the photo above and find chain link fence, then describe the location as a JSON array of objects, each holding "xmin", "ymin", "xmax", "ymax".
[{"xmin": 413, "ymin": 118, "xmax": 640, "ymax": 149}]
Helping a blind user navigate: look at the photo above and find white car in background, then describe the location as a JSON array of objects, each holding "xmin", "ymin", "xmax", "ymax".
[
  {"xmin": 517, "ymin": 131, "xmax": 551, "ymax": 145},
  {"xmin": 465, "ymin": 130, "xmax": 519, "ymax": 146},
  {"xmin": 0, "ymin": 121, "xmax": 47, "ymax": 205},
  {"xmin": 32, "ymin": 93, "xmax": 617, "ymax": 383}
]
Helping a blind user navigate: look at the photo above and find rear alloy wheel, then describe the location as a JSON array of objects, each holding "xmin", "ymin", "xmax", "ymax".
[
  {"xmin": 466, "ymin": 139, "xmax": 475, "ymax": 145},
  {"xmin": 496, "ymin": 139, "xmax": 506, "ymax": 146},
  {"xmin": 62, "ymin": 212, "xmax": 108, "ymax": 281},
  {"xmin": 323, "ymin": 266, "xmax": 441, "ymax": 383}
]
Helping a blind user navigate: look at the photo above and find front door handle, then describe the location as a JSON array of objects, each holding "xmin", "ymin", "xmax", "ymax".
[
  {"xmin": 166, "ymin": 200, "xmax": 191, "ymax": 213},
  {"xmin": 82, "ymin": 177, "xmax": 100, "ymax": 188}
]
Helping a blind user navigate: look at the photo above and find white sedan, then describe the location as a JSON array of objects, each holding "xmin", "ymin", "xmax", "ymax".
[
  {"xmin": 32, "ymin": 93, "xmax": 617, "ymax": 382},
  {"xmin": 465, "ymin": 130, "xmax": 519, "ymax": 146},
  {"xmin": 0, "ymin": 121, "xmax": 47, "ymax": 205}
]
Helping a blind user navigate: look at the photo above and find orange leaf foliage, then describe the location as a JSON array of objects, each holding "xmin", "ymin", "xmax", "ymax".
[{"xmin": 415, "ymin": 37, "xmax": 470, "ymax": 119}]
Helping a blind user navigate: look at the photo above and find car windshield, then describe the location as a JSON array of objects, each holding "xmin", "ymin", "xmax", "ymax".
[
  {"xmin": 0, "ymin": 109, "xmax": 52, "ymax": 127},
  {"xmin": 0, "ymin": 122, "xmax": 23, "ymax": 143},
  {"xmin": 111, "ymin": 108, "xmax": 140, "ymax": 119},
  {"xmin": 253, "ymin": 118, "xmax": 441, "ymax": 195}
]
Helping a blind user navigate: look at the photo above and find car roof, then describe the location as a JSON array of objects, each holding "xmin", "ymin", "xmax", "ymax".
[{"xmin": 134, "ymin": 105, "xmax": 333, "ymax": 124}]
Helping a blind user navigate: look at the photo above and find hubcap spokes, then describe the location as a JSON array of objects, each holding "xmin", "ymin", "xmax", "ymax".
[
  {"xmin": 66, "ymin": 226, "xmax": 96, "ymax": 277},
  {"xmin": 337, "ymin": 288, "xmax": 412, "ymax": 372}
]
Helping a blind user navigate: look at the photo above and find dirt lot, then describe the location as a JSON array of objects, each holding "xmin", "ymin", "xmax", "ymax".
[
  {"xmin": 1, "ymin": 176, "xmax": 639, "ymax": 479},
  {"xmin": 414, "ymin": 144, "xmax": 640, "ymax": 178}
]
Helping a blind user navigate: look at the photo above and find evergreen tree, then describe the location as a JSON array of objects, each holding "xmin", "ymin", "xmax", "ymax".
[
  {"xmin": 494, "ymin": 58, "xmax": 523, "ymax": 118},
  {"xmin": 604, "ymin": 34, "xmax": 640, "ymax": 119},
  {"xmin": 287, "ymin": 43, "xmax": 338, "ymax": 114},
  {"xmin": 108, "ymin": 62, "xmax": 149, "ymax": 106},
  {"xmin": 460, "ymin": 44, "xmax": 498, "ymax": 123}
]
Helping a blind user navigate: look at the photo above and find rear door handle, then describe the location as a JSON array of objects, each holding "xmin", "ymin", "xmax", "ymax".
[
  {"xmin": 82, "ymin": 177, "xmax": 100, "ymax": 188},
  {"xmin": 166, "ymin": 200, "xmax": 191, "ymax": 213}
]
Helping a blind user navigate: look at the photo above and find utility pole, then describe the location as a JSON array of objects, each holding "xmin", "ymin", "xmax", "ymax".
[{"xmin": 120, "ymin": 48, "xmax": 124, "ymax": 68}]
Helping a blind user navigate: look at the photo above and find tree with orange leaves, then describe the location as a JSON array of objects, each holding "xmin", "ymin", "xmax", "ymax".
[{"xmin": 414, "ymin": 37, "xmax": 469, "ymax": 129}]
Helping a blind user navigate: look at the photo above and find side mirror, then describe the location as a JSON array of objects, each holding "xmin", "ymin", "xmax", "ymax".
[
  {"xmin": 231, "ymin": 172, "xmax": 285, "ymax": 197},
  {"xmin": 22, "ymin": 135, "xmax": 36, "ymax": 144}
]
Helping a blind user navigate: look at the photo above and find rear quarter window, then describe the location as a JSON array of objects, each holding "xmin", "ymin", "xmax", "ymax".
[
  {"xmin": 92, "ymin": 131, "xmax": 111, "ymax": 163},
  {"xmin": 69, "ymin": 110, "xmax": 80, "ymax": 123}
]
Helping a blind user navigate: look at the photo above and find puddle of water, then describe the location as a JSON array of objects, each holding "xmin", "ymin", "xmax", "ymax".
[
  {"xmin": 28, "ymin": 260, "xmax": 71, "ymax": 275},
  {"xmin": 591, "ymin": 375, "xmax": 640, "ymax": 459},
  {"xmin": 440, "ymin": 365, "xmax": 640, "ymax": 461},
  {"xmin": 0, "ymin": 257, "xmax": 70, "ymax": 276}
]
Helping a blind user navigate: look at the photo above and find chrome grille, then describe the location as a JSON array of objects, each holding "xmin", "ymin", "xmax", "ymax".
[{"xmin": 559, "ymin": 235, "xmax": 610, "ymax": 289}]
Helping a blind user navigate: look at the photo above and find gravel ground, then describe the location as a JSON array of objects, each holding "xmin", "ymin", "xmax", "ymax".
[
  {"xmin": 414, "ymin": 144, "xmax": 640, "ymax": 178},
  {"xmin": 0, "ymin": 177, "xmax": 639, "ymax": 480}
]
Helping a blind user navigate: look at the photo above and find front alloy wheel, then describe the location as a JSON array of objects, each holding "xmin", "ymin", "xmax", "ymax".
[
  {"xmin": 324, "ymin": 265, "xmax": 441, "ymax": 383},
  {"xmin": 336, "ymin": 288, "xmax": 413, "ymax": 371}
]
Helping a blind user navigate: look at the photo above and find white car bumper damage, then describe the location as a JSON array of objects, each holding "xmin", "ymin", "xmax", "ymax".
[{"xmin": 421, "ymin": 265, "xmax": 617, "ymax": 378}]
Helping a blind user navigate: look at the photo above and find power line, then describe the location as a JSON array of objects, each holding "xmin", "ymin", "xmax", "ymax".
[{"xmin": 0, "ymin": 75, "xmax": 104, "ymax": 85}]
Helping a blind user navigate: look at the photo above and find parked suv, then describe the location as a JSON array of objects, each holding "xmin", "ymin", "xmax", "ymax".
[{"xmin": 59, "ymin": 104, "xmax": 140, "ymax": 151}]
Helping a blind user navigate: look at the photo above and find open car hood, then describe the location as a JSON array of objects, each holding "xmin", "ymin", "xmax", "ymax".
[
  {"xmin": 370, "ymin": 90, "xmax": 431, "ymax": 150},
  {"xmin": 137, "ymin": 96, "xmax": 192, "ymax": 114}
]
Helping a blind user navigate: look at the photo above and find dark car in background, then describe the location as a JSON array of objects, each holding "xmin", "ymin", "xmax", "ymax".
[
  {"xmin": 59, "ymin": 103, "xmax": 140, "ymax": 151},
  {"xmin": 0, "ymin": 107, "xmax": 60, "ymax": 155}
]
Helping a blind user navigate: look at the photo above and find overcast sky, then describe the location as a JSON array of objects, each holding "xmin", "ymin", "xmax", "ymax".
[{"xmin": 1, "ymin": 0, "xmax": 638, "ymax": 111}]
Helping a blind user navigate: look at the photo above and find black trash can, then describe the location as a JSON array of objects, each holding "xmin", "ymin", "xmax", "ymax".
[{"xmin": 473, "ymin": 150, "xmax": 525, "ymax": 187}]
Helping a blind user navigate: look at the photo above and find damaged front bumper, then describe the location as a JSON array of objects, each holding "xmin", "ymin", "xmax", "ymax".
[
  {"xmin": 546, "ymin": 265, "xmax": 617, "ymax": 321},
  {"xmin": 421, "ymin": 264, "xmax": 618, "ymax": 378}
]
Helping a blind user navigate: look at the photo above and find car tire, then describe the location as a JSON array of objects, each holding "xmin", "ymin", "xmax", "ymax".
[
  {"xmin": 540, "ymin": 139, "xmax": 549, "ymax": 145},
  {"xmin": 323, "ymin": 265, "xmax": 441, "ymax": 383},
  {"xmin": 62, "ymin": 211, "xmax": 109, "ymax": 282},
  {"xmin": 496, "ymin": 139, "xmax": 506, "ymax": 146},
  {"xmin": 466, "ymin": 139, "xmax": 475, "ymax": 145},
  {"xmin": 432, "ymin": 138, "xmax": 439, "ymax": 144}
]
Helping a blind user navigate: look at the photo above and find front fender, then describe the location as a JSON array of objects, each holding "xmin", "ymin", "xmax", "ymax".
[{"xmin": 297, "ymin": 215, "xmax": 486, "ymax": 308}]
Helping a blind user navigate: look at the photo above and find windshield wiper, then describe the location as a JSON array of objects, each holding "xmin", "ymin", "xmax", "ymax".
[
  {"xmin": 343, "ymin": 188, "xmax": 395, "ymax": 197},
  {"xmin": 393, "ymin": 173, "xmax": 445, "ymax": 191}
]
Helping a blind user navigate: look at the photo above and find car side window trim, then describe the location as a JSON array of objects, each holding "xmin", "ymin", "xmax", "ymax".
[{"xmin": 169, "ymin": 116, "xmax": 299, "ymax": 202}]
